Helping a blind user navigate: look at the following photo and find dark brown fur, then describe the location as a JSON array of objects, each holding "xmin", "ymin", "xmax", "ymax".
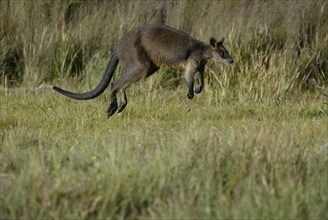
[{"xmin": 53, "ymin": 24, "xmax": 233, "ymax": 117}]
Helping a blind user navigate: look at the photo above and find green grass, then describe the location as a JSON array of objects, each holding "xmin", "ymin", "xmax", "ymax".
[
  {"xmin": 1, "ymin": 0, "xmax": 327, "ymax": 218},
  {"xmin": 1, "ymin": 86, "xmax": 327, "ymax": 219}
]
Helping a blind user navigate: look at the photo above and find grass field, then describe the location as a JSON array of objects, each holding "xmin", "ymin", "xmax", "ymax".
[
  {"xmin": 1, "ymin": 85, "xmax": 327, "ymax": 219},
  {"xmin": 1, "ymin": 0, "xmax": 328, "ymax": 219}
]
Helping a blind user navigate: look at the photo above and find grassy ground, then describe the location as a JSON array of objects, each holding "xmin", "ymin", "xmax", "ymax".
[
  {"xmin": 1, "ymin": 0, "xmax": 327, "ymax": 219},
  {"xmin": 1, "ymin": 84, "xmax": 327, "ymax": 219}
]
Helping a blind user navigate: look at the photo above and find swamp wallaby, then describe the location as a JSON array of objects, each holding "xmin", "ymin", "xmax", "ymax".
[{"xmin": 53, "ymin": 24, "xmax": 233, "ymax": 117}]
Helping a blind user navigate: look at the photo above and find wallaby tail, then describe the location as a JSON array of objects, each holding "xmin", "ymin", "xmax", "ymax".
[{"xmin": 52, "ymin": 53, "xmax": 119, "ymax": 100}]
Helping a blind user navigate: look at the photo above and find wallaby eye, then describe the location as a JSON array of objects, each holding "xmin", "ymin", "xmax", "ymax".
[{"xmin": 219, "ymin": 51, "xmax": 224, "ymax": 57}]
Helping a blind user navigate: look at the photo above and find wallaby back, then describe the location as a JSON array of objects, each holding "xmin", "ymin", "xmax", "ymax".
[{"xmin": 116, "ymin": 25, "xmax": 211, "ymax": 68}]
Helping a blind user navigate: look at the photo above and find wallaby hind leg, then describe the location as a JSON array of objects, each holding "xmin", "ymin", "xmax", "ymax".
[
  {"xmin": 106, "ymin": 66, "xmax": 149, "ymax": 117},
  {"xmin": 107, "ymin": 78, "xmax": 131, "ymax": 117},
  {"xmin": 117, "ymin": 89, "xmax": 127, "ymax": 113},
  {"xmin": 107, "ymin": 92, "xmax": 118, "ymax": 117}
]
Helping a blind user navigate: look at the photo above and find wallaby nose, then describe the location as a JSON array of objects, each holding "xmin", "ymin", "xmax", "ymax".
[{"xmin": 229, "ymin": 59, "xmax": 234, "ymax": 64}]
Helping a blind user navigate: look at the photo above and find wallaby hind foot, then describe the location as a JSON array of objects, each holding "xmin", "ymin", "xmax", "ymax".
[{"xmin": 107, "ymin": 99, "xmax": 118, "ymax": 117}]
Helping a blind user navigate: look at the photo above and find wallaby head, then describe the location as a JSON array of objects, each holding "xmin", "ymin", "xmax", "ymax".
[{"xmin": 209, "ymin": 37, "xmax": 233, "ymax": 64}]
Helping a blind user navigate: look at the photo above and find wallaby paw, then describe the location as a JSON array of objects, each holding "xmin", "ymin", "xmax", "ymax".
[
  {"xmin": 107, "ymin": 103, "xmax": 118, "ymax": 118},
  {"xmin": 187, "ymin": 92, "xmax": 194, "ymax": 99},
  {"xmin": 194, "ymin": 87, "xmax": 202, "ymax": 94},
  {"xmin": 118, "ymin": 103, "xmax": 127, "ymax": 113}
]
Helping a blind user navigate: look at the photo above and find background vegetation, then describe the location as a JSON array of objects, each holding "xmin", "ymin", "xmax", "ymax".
[
  {"xmin": 1, "ymin": 0, "xmax": 327, "ymax": 219},
  {"xmin": 1, "ymin": 0, "xmax": 327, "ymax": 93}
]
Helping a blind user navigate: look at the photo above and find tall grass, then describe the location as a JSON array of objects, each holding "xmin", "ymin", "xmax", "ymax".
[{"xmin": 0, "ymin": 0, "xmax": 327, "ymax": 94}]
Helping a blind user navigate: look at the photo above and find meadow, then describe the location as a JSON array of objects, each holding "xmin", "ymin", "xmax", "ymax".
[{"xmin": 1, "ymin": 0, "xmax": 328, "ymax": 219}]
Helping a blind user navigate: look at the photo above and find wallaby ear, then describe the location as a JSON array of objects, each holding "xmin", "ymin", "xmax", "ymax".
[
  {"xmin": 210, "ymin": 37, "xmax": 217, "ymax": 48},
  {"xmin": 218, "ymin": 37, "xmax": 225, "ymax": 45}
]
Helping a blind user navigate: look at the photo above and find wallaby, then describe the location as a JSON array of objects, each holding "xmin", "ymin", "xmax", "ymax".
[{"xmin": 53, "ymin": 24, "xmax": 233, "ymax": 117}]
